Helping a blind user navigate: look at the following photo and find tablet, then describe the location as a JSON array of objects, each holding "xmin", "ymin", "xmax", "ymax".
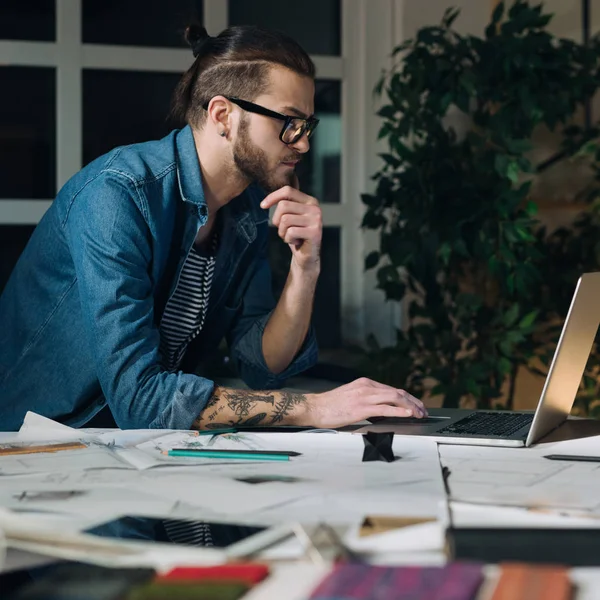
[{"xmin": 84, "ymin": 515, "xmax": 293, "ymax": 558}]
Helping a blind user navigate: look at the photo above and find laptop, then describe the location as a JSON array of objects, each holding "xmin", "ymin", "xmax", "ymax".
[{"xmin": 368, "ymin": 272, "xmax": 600, "ymax": 447}]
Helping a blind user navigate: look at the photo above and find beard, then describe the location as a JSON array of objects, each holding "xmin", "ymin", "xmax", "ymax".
[{"xmin": 233, "ymin": 116, "xmax": 298, "ymax": 193}]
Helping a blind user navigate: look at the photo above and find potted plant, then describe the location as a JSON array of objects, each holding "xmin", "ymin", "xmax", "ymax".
[{"xmin": 361, "ymin": 0, "xmax": 600, "ymax": 412}]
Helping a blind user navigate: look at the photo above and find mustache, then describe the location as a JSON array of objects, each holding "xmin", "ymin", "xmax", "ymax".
[{"xmin": 281, "ymin": 154, "xmax": 302, "ymax": 163}]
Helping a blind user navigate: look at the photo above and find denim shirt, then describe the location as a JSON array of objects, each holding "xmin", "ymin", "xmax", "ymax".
[{"xmin": 0, "ymin": 126, "xmax": 318, "ymax": 431}]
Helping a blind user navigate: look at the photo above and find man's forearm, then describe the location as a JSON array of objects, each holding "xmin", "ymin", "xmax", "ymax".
[
  {"xmin": 192, "ymin": 385, "xmax": 311, "ymax": 430},
  {"xmin": 262, "ymin": 265, "xmax": 318, "ymax": 374}
]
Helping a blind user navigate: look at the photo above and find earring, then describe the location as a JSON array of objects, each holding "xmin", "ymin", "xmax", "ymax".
[{"xmin": 220, "ymin": 131, "xmax": 226, "ymax": 137}]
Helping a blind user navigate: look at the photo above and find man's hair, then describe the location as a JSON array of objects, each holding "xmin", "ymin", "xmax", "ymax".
[{"xmin": 171, "ymin": 25, "xmax": 316, "ymax": 127}]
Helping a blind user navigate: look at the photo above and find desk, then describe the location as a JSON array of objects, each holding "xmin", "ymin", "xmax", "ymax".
[{"xmin": 1, "ymin": 417, "xmax": 600, "ymax": 599}]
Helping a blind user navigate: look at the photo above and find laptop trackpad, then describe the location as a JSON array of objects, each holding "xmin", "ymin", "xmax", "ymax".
[{"xmin": 367, "ymin": 416, "xmax": 451, "ymax": 425}]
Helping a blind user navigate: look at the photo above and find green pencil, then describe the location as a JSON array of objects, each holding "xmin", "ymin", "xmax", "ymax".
[
  {"xmin": 197, "ymin": 428, "xmax": 237, "ymax": 436},
  {"xmin": 166, "ymin": 449, "xmax": 289, "ymax": 461}
]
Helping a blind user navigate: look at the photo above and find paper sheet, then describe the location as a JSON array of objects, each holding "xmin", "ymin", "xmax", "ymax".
[
  {"xmin": 127, "ymin": 430, "xmax": 275, "ymax": 469},
  {"xmin": 450, "ymin": 501, "xmax": 600, "ymax": 528},
  {"xmin": 439, "ymin": 444, "xmax": 600, "ymax": 513},
  {"xmin": 0, "ymin": 443, "xmax": 131, "ymax": 477},
  {"xmin": 17, "ymin": 412, "xmax": 97, "ymax": 442},
  {"xmin": 0, "ymin": 485, "xmax": 176, "ymax": 520},
  {"xmin": 541, "ymin": 434, "xmax": 600, "ymax": 458}
]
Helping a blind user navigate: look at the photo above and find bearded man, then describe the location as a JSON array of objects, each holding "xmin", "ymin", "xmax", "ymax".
[{"xmin": 0, "ymin": 25, "xmax": 426, "ymax": 431}]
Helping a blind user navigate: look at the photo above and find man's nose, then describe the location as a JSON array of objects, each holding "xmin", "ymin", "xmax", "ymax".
[{"xmin": 290, "ymin": 132, "xmax": 310, "ymax": 154}]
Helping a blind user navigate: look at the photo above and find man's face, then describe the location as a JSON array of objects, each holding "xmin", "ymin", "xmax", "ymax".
[{"xmin": 232, "ymin": 66, "xmax": 315, "ymax": 193}]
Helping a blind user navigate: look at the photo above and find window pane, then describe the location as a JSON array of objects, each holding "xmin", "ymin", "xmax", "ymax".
[
  {"xmin": 228, "ymin": 0, "xmax": 341, "ymax": 56},
  {"xmin": 297, "ymin": 80, "xmax": 341, "ymax": 204},
  {"xmin": 82, "ymin": 70, "xmax": 180, "ymax": 166},
  {"xmin": 82, "ymin": 0, "xmax": 203, "ymax": 48},
  {"xmin": 0, "ymin": 0, "xmax": 55, "ymax": 41},
  {"xmin": 0, "ymin": 67, "xmax": 56, "ymax": 199},
  {"xmin": 0, "ymin": 226, "xmax": 35, "ymax": 294},
  {"xmin": 269, "ymin": 226, "xmax": 341, "ymax": 349}
]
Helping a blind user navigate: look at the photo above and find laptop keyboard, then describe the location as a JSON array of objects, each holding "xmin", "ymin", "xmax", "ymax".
[{"xmin": 436, "ymin": 412, "xmax": 534, "ymax": 437}]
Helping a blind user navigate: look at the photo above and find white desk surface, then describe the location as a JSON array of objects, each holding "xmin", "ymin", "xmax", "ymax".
[{"xmin": 2, "ymin": 414, "xmax": 600, "ymax": 599}]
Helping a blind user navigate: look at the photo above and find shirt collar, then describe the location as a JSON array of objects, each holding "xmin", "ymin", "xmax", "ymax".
[{"xmin": 175, "ymin": 125, "xmax": 207, "ymax": 209}]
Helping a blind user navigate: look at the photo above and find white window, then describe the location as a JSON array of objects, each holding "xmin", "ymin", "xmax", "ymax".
[{"xmin": 0, "ymin": 0, "xmax": 401, "ymax": 350}]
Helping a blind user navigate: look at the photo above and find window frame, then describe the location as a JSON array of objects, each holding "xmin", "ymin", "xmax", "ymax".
[{"xmin": 0, "ymin": 0, "xmax": 402, "ymax": 346}]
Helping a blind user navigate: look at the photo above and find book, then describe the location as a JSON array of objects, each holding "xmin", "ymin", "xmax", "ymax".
[
  {"xmin": 308, "ymin": 561, "xmax": 483, "ymax": 600},
  {"xmin": 490, "ymin": 563, "xmax": 571, "ymax": 600}
]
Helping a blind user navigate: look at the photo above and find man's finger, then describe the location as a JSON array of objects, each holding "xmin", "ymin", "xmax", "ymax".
[
  {"xmin": 398, "ymin": 390, "xmax": 428, "ymax": 415},
  {"xmin": 271, "ymin": 201, "xmax": 312, "ymax": 226},
  {"xmin": 283, "ymin": 227, "xmax": 313, "ymax": 246},
  {"xmin": 368, "ymin": 405, "xmax": 414, "ymax": 419},
  {"xmin": 260, "ymin": 186, "xmax": 318, "ymax": 210},
  {"xmin": 277, "ymin": 215, "xmax": 311, "ymax": 238}
]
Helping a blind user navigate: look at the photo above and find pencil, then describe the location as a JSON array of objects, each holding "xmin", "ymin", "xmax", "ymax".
[
  {"xmin": 197, "ymin": 428, "xmax": 237, "ymax": 436},
  {"xmin": 164, "ymin": 450, "xmax": 290, "ymax": 461},
  {"xmin": 170, "ymin": 448, "xmax": 302, "ymax": 457},
  {"xmin": 0, "ymin": 441, "xmax": 88, "ymax": 456}
]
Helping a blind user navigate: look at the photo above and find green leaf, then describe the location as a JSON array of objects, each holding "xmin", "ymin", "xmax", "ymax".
[
  {"xmin": 379, "ymin": 153, "xmax": 401, "ymax": 168},
  {"xmin": 390, "ymin": 137, "xmax": 415, "ymax": 161},
  {"xmin": 361, "ymin": 193, "xmax": 379, "ymax": 208},
  {"xmin": 494, "ymin": 154, "xmax": 510, "ymax": 179},
  {"xmin": 504, "ymin": 137, "xmax": 533, "ymax": 154},
  {"xmin": 391, "ymin": 39, "xmax": 413, "ymax": 57},
  {"xmin": 518, "ymin": 310, "xmax": 539, "ymax": 330},
  {"xmin": 442, "ymin": 7, "xmax": 460, "ymax": 29},
  {"xmin": 503, "ymin": 303, "xmax": 520, "ymax": 327},
  {"xmin": 382, "ymin": 281, "xmax": 407, "ymax": 301},
  {"xmin": 362, "ymin": 210, "xmax": 387, "ymax": 229},
  {"xmin": 466, "ymin": 378, "xmax": 481, "ymax": 396},
  {"xmin": 507, "ymin": 161, "xmax": 520, "ymax": 183},
  {"xmin": 525, "ymin": 200, "xmax": 538, "ymax": 216},
  {"xmin": 377, "ymin": 105, "xmax": 397, "ymax": 119},
  {"xmin": 459, "ymin": 71, "xmax": 477, "ymax": 95},
  {"xmin": 365, "ymin": 251, "xmax": 380, "ymax": 270},
  {"xmin": 439, "ymin": 242, "xmax": 452, "ymax": 265},
  {"xmin": 491, "ymin": 1, "xmax": 505, "ymax": 25},
  {"xmin": 378, "ymin": 123, "xmax": 392, "ymax": 140},
  {"xmin": 498, "ymin": 357, "xmax": 512, "ymax": 376}
]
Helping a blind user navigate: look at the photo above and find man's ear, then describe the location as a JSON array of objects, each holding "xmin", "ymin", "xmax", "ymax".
[{"xmin": 206, "ymin": 96, "xmax": 232, "ymax": 132}]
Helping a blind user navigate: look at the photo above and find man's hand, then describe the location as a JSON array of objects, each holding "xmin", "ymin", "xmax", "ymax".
[
  {"xmin": 260, "ymin": 183, "xmax": 322, "ymax": 274},
  {"xmin": 302, "ymin": 378, "xmax": 428, "ymax": 429}
]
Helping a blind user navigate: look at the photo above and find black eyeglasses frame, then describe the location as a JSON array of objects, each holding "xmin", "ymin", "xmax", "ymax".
[{"xmin": 202, "ymin": 96, "xmax": 319, "ymax": 145}]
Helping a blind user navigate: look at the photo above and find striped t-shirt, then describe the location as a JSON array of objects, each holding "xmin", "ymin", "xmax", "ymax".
[{"xmin": 159, "ymin": 234, "xmax": 218, "ymax": 372}]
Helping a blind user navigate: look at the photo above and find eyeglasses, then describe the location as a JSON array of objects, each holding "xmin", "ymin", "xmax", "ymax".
[{"xmin": 203, "ymin": 96, "xmax": 319, "ymax": 145}]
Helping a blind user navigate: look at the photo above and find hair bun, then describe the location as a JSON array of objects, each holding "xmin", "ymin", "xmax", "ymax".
[{"xmin": 185, "ymin": 24, "xmax": 211, "ymax": 57}]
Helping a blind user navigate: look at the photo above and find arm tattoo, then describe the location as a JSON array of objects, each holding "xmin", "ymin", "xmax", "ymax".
[
  {"xmin": 204, "ymin": 412, "xmax": 268, "ymax": 429},
  {"xmin": 270, "ymin": 391, "xmax": 307, "ymax": 424},
  {"xmin": 223, "ymin": 390, "xmax": 275, "ymax": 420},
  {"xmin": 241, "ymin": 412, "xmax": 268, "ymax": 426},
  {"xmin": 193, "ymin": 388, "xmax": 304, "ymax": 430}
]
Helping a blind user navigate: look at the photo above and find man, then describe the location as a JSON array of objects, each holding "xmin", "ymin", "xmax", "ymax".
[{"xmin": 0, "ymin": 25, "xmax": 427, "ymax": 432}]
